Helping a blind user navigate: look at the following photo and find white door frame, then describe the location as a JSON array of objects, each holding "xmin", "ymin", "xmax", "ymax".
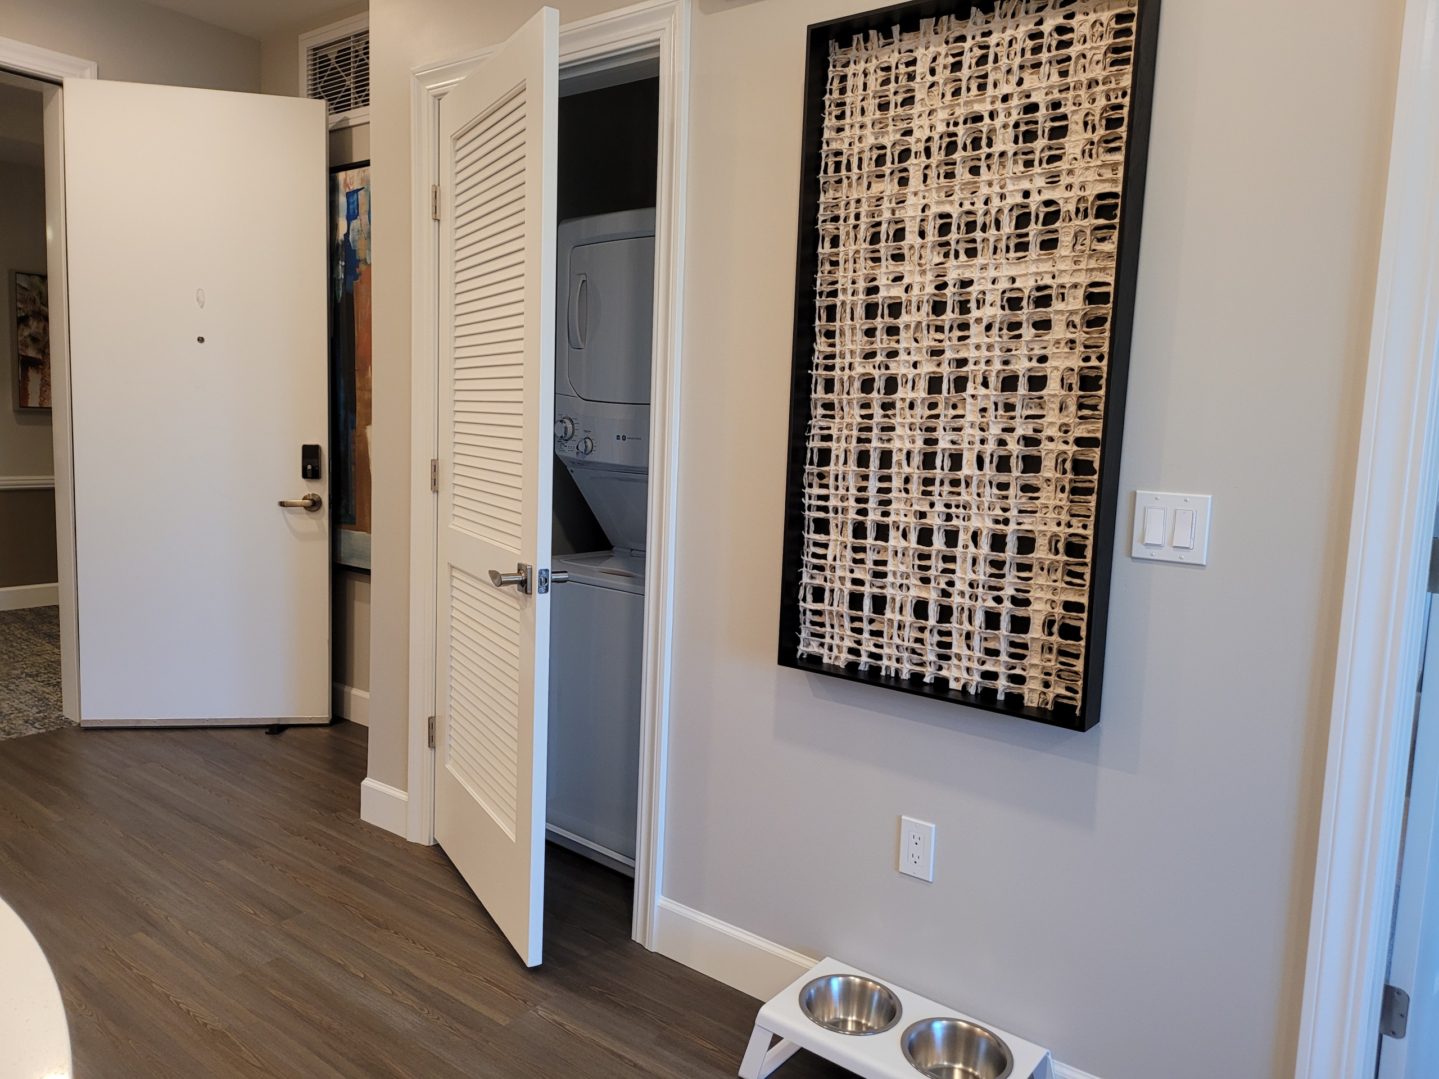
[
  {"xmin": 1297, "ymin": 0, "xmax": 1439, "ymax": 1073},
  {"xmin": 0, "ymin": 36, "xmax": 97, "ymax": 724},
  {"xmin": 407, "ymin": 0, "xmax": 690, "ymax": 950}
]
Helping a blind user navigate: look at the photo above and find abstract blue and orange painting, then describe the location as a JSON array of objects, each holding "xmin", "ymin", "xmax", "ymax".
[{"xmin": 330, "ymin": 162, "xmax": 371, "ymax": 569}]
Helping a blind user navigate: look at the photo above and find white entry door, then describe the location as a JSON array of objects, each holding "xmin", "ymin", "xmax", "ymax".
[
  {"xmin": 63, "ymin": 80, "xmax": 329, "ymax": 725},
  {"xmin": 433, "ymin": 8, "xmax": 559, "ymax": 966}
]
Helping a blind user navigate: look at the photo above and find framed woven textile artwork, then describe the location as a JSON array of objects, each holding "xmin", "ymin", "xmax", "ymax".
[{"xmin": 777, "ymin": 0, "xmax": 1159, "ymax": 730}]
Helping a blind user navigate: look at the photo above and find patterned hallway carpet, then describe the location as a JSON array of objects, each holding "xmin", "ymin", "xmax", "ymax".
[{"xmin": 0, "ymin": 606, "xmax": 70, "ymax": 740}]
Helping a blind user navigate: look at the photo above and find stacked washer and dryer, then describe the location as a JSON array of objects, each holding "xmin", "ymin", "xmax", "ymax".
[{"xmin": 547, "ymin": 208, "xmax": 656, "ymax": 874}]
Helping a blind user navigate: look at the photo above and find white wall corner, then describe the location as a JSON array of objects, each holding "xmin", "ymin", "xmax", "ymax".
[
  {"xmin": 333, "ymin": 682, "xmax": 370, "ymax": 727},
  {"xmin": 360, "ymin": 777, "xmax": 408, "ymax": 836},
  {"xmin": 1050, "ymin": 1062, "xmax": 1103, "ymax": 1079},
  {"xmin": 652, "ymin": 896, "xmax": 816, "ymax": 1001},
  {"xmin": 0, "ymin": 583, "xmax": 59, "ymax": 611}
]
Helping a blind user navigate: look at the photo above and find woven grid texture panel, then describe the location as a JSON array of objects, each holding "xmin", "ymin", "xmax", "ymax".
[{"xmin": 795, "ymin": 0, "xmax": 1139, "ymax": 712}]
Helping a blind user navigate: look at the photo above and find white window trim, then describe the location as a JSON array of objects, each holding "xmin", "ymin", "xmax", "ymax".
[{"xmin": 298, "ymin": 12, "xmax": 370, "ymax": 130}]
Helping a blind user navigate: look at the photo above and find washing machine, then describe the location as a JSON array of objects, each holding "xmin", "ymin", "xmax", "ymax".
[{"xmin": 547, "ymin": 208, "xmax": 655, "ymax": 872}]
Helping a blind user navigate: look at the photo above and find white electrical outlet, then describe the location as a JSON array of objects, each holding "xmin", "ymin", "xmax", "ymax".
[{"xmin": 899, "ymin": 816, "xmax": 935, "ymax": 882}]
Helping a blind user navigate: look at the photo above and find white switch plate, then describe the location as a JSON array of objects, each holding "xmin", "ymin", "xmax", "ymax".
[
  {"xmin": 1131, "ymin": 491, "xmax": 1212, "ymax": 565},
  {"xmin": 899, "ymin": 816, "xmax": 935, "ymax": 882}
]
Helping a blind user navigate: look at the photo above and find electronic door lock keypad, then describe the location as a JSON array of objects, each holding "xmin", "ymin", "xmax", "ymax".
[{"xmin": 301, "ymin": 444, "xmax": 321, "ymax": 480}]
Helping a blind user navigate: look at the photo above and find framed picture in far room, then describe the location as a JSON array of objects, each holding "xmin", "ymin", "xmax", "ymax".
[
  {"xmin": 776, "ymin": 0, "xmax": 1161, "ymax": 731},
  {"xmin": 330, "ymin": 161, "xmax": 372, "ymax": 570},
  {"xmin": 13, "ymin": 270, "xmax": 49, "ymax": 410}
]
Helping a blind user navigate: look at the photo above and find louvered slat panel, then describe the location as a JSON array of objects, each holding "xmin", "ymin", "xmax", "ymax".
[
  {"xmin": 453, "ymin": 95, "xmax": 524, "ymax": 160},
  {"xmin": 446, "ymin": 567, "xmax": 520, "ymax": 837},
  {"xmin": 450, "ymin": 88, "xmax": 527, "ymax": 550}
]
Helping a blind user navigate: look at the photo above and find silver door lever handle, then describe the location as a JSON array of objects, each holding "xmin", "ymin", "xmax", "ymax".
[
  {"xmin": 278, "ymin": 493, "xmax": 323, "ymax": 511},
  {"xmin": 489, "ymin": 563, "xmax": 533, "ymax": 594}
]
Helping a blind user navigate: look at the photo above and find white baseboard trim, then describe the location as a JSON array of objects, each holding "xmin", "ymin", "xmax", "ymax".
[
  {"xmin": 652, "ymin": 896, "xmax": 1100, "ymax": 1078},
  {"xmin": 332, "ymin": 682, "xmax": 370, "ymax": 727},
  {"xmin": 359, "ymin": 777, "xmax": 408, "ymax": 837},
  {"xmin": 0, "ymin": 582, "xmax": 58, "ymax": 611},
  {"xmin": 652, "ymin": 896, "xmax": 817, "ymax": 1001}
]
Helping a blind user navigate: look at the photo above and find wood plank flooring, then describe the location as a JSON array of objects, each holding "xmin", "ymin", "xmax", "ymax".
[{"xmin": 0, "ymin": 721, "xmax": 846, "ymax": 1077}]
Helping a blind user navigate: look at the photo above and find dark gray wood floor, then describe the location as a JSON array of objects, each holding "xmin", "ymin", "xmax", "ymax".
[{"xmin": 0, "ymin": 721, "xmax": 846, "ymax": 1077}]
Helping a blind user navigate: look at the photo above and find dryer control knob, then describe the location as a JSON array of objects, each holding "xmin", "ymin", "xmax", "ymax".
[
  {"xmin": 555, "ymin": 417, "xmax": 575, "ymax": 441},
  {"xmin": 577, "ymin": 436, "xmax": 595, "ymax": 456}
]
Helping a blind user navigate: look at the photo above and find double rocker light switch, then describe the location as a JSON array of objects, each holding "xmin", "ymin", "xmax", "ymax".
[{"xmin": 1131, "ymin": 491, "xmax": 1212, "ymax": 565}]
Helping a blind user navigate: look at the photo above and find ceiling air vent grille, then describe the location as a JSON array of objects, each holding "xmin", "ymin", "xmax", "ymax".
[{"xmin": 300, "ymin": 17, "xmax": 369, "ymax": 125}]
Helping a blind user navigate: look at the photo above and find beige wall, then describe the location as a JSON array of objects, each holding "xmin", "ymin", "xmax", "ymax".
[
  {"xmin": 0, "ymin": 0, "xmax": 259, "ymax": 90},
  {"xmin": 334, "ymin": 569, "xmax": 371, "ymax": 689},
  {"xmin": 367, "ymin": 0, "xmax": 1403, "ymax": 1075}
]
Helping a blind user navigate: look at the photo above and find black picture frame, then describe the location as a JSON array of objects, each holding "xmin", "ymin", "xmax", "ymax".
[{"xmin": 776, "ymin": 0, "xmax": 1161, "ymax": 731}]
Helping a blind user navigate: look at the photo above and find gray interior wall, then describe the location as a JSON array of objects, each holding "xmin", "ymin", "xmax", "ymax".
[
  {"xmin": 0, "ymin": 159, "xmax": 51, "ymax": 479},
  {"xmin": 0, "ymin": 0, "xmax": 259, "ymax": 90},
  {"xmin": 0, "ymin": 488, "xmax": 56, "ymax": 587},
  {"xmin": 367, "ymin": 0, "xmax": 1404, "ymax": 1075},
  {"xmin": 0, "ymin": 155, "xmax": 55, "ymax": 589}
]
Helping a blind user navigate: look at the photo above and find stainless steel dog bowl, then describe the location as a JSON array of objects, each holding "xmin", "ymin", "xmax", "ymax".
[
  {"xmin": 900, "ymin": 1017, "xmax": 1014, "ymax": 1079},
  {"xmin": 797, "ymin": 973, "xmax": 902, "ymax": 1036}
]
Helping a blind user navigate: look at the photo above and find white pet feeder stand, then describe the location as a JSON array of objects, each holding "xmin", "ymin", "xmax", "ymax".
[{"xmin": 739, "ymin": 957, "xmax": 1053, "ymax": 1079}]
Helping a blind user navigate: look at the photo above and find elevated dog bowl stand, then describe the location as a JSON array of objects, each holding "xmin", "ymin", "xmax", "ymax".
[{"xmin": 738, "ymin": 957, "xmax": 1053, "ymax": 1079}]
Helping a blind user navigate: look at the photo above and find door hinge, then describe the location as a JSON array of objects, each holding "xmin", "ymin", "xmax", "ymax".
[
  {"xmin": 427, "ymin": 715, "xmax": 436, "ymax": 750},
  {"xmin": 430, "ymin": 457, "xmax": 439, "ymax": 493},
  {"xmin": 431, "ymin": 184, "xmax": 441, "ymax": 222},
  {"xmin": 1381, "ymin": 983, "xmax": 1410, "ymax": 1039}
]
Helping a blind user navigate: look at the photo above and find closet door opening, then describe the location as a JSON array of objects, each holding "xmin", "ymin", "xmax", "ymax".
[{"xmin": 545, "ymin": 56, "xmax": 660, "ymax": 939}]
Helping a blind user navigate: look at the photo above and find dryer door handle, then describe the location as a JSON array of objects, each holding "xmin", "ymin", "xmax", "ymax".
[{"xmin": 568, "ymin": 273, "xmax": 588, "ymax": 349}]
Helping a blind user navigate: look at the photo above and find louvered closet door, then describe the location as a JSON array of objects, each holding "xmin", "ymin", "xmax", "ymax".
[{"xmin": 434, "ymin": 6, "xmax": 558, "ymax": 968}]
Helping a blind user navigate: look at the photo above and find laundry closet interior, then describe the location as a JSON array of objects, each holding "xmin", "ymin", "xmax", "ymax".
[{"xmin": 544, "ymin": 56, "xmax": 659, "ymax": 907}]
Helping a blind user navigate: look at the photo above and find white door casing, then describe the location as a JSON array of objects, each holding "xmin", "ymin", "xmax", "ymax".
[
  {"xmin": 433, "ymin": 7, "xmax": 559, "ymax": 968},
  {"xmin": 63, "ymin": 79, "xmax": 329, "ymax": 725}
]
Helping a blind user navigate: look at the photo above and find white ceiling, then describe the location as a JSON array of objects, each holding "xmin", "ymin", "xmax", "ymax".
[{"xmin": 143, "ymin": 0, "xmax": 359, "ymax": 40}]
